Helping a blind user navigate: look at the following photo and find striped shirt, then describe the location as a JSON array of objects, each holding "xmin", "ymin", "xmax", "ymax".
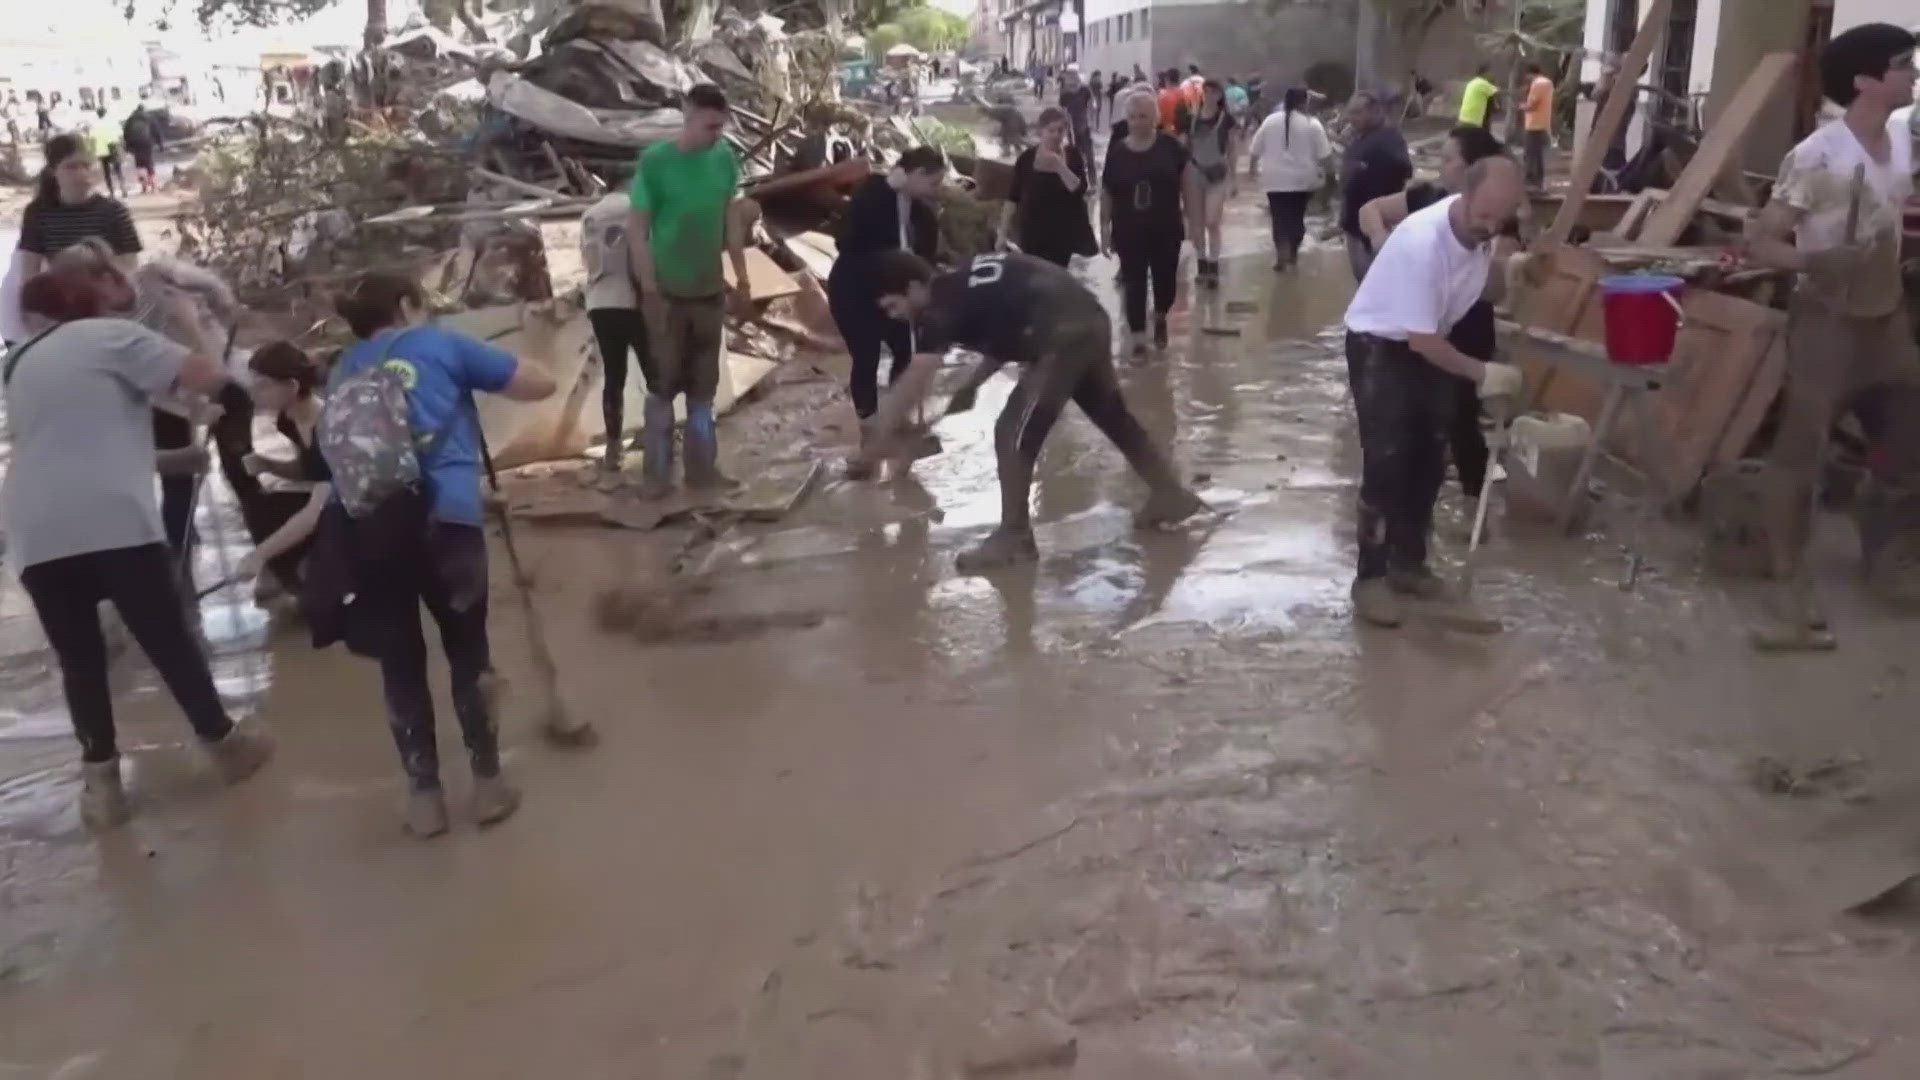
[{"xmin": 18, "ymin": 196, "xmax": 141, "ymax": 258}]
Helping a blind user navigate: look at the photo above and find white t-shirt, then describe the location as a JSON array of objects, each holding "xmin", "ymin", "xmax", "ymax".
[
  {"xmin": 1344, "ymin": 195, "xmax": 1492, "ymax": 340},
  {"xmin": 1773, "ymin": 112, "xmax": 1914, "ymax": 316},
  {"xmin": 581, "ymin": 192, "xmax": 637, "ymax": 310},
  {"xmin": 1249, "ymin": 110, "xmax": 1331, "ymax": 193}
]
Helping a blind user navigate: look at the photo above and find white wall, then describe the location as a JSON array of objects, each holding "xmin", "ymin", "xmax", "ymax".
[
  {"xmin": 1079, "ymin": 0, "xmax": 1154, "ymax": 79},
  {"xmin": 1834, "ymin": 0, "xmax": 1919, "ymax": 31}
]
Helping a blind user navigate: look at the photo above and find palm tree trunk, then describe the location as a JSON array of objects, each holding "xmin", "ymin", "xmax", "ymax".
[{"xmin": 364, "ymin": 0, "xmax": 388, "ymax": 50}]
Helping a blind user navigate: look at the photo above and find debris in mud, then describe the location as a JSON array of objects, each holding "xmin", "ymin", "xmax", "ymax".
[
  {"xmin": 959, "ymin": 1016, "xmax": 1079, "ymax": 1077},
  {"xmin": 1748, "ymin": 755, "xmax": 1871, "ymax": 802},
  {"xmin": 592, "ymin": 580, "xmax": 827, "ymax": 644}
]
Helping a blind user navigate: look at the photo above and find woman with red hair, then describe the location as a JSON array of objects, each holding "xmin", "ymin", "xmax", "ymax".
[{"xmin": 2, "ymin": 260, "xmax": 275, "ymax": 830}]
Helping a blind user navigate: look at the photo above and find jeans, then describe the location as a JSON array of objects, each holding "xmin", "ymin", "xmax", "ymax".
[
  {"xmin": 368, "ymin": 524, "xmax": 499, "ymax": 790},
  {"xmin": 588, "ymin": 306, "xmax": 654, "ymax": 440},
  {"xmin": 645, "ymin": 294, "xmax": 724, "ymax": 402},
  {"xmin": 1266, "ymin": 190, "xmax": 1312, "ymax": 264},
  {"xmin": 1115, "ymin": 226, "xmax": 1181, "ymax": 334},
  {"xmin": 1524, "ymin": 129, "xmax": 1549, "ymax": 187},
  {"xmin": 20, "ymin": 543, "xmax": 235, "ymax": 762},
  {"xmin": 827, "ymin": 273, "xmax": 915, "ymax": 419},
  {"xmin": 1352, "ymin": 335, "xmax": 1456, "ymax": 580}
]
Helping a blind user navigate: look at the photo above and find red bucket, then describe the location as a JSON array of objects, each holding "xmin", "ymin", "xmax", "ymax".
[{"xmin": 1599, "ymin": 274, "xmax": 1685, "ymax": 366}]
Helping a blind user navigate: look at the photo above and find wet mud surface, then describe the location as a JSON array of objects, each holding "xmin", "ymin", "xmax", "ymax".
[{"xmin": 7, "ymin": 199, "xmax": 1920, "ymax": 1077}]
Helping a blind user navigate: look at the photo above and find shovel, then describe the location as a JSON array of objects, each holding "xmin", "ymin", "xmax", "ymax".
[{"xmin": 479, "ymin": 430, "xmax": 598, "ymax": 749}]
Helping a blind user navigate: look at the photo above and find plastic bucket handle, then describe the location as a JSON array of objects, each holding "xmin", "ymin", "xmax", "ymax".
[{"xmin": 1601, "ymin": 274, "xmax": 1685, "ymax": 328}]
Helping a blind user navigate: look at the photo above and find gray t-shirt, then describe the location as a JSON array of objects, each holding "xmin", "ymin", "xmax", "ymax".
[{"xmin": 2, "ymin": 318, "xmax": 186, "ymax": 571}]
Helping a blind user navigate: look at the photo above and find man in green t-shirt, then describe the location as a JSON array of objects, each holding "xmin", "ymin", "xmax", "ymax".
[
  {"xmin": 627, "ymin": 83, "xmax": 751, "ymax": 497},
  {"xmin": 1458, "ymin": 64, "xmax": 1500, "ymax": 129}
]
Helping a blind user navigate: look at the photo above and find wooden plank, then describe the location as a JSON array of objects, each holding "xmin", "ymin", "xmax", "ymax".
[
  {"xmin": 1617, "ymin": 187, "xmax": 1664, "ymax": 241},
  {"xmin": 1509, "ymin": 245, "xmax": 1608, "ymax": 413},
  {"xmin": 1713, "ymin": 333, "xmax": 1787, "ymax": 465},
  {"xmin": 1543, "ymin": 0, "xmax": 1673, "ymax": 248},
  {"xmin": 722, "ymin": 247, "xmax": 801, "ymax": 302},
  {"xmin": 1628, "ymin": 290, "xmax": 1786, "ymax": 496},
  {"xmin": 1636, "ymin": 52, "xmax": 1798, "ymax": 247}
]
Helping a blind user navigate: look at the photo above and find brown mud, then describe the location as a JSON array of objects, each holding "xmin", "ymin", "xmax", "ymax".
[{"xmin": 4, "ymin": 191, "xmax": 1920, "ymax": 1077}]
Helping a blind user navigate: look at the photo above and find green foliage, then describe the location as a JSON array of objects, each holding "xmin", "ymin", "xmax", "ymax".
[
  {"xmin": 909, "ymin": 115, "xmax": 976, "ymax": 157},
  {"xmin": 897, "ymin": 5, "xmax": 967, "ymax": 52},
  {"xmin": 125, "ymin": 0, "xmax": 334, "ymax": 30},
  {"xmin": 867, "ymin": 21, "xmax": 907, "ymax": 59}
]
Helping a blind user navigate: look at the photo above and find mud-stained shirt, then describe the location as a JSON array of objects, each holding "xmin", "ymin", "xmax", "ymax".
[
  {"xmin": 914, "ymin": 253, "xmax": 1100, "ymax": 363},
  {"xmin": 1773, "ymin": 114, "xmax": 1913, "ymax": 317}
]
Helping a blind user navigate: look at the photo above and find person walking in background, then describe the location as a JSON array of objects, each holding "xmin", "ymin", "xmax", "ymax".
[
  {"xmin": 1003, "ymin": 107, "xmax": 1094, "ymax": 267},
  {"xmin": 1087, "ymin": 69, "xmax": 1105, "ymax": 125},
  {"xmin": 1521, "ymin": 62, "xmax": 1556, "ymax": 187},
  {"xmin": 1107, "ymin": 72, "xmax": 1127, "ymax": 118},
  {"xmin": 4, "ymin": 258, "xmax": 274, "ymax": 830},
  {"xmin": 1103, "ymin": 89, "xmax": 1189, "ymax": 357},
  {"xmin": 122, "ymin": 105, "xmax": 159, "ymax": 193},
  {"xmin": 1339, "ymin": 91, "xmax": 1413, "ymax": 281},
  {"xmin": 1225, "ymin": 77, "xmax": 1250, "ymax": 121},
  {"xmin": 326, "ymin": 272, "xmax": 557, "ymax": 837},
  {"xmin": 1157, "ymin": 70, "xmax": 1189, "ymax": 135},
  {"xmin": 1058, "ymin": 64, "xmax": 1095, "ymax": 158},
  {"xmin": 626, "ymin": 83, "xmax": 752, "ymax": 499},
  {"xmin": 1458, "ymin": 63, "xmax": 1501, "ymax": 130},
  {"xmin": 1249, "ymin": 87, "xmax": 1333, "ymax": 271},
  {"xmin": 1182, "ymin": 79, "xmax": 1240, "ymax": 288},
  {"xmin": 580, "ymin": 189, "xmax": 649, "ymax": 475},
  {"xmin": 828, "ymin": 145, "xmax": 945, "ymax": 470},
  {"xmin": 87, "ymin": 108, "xmax": 123, "ymax": 199}
]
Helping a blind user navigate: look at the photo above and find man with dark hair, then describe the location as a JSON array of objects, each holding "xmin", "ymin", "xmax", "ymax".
[
  {"xmin": 1058, "ymin": 64, "xmax": 1095, "ymax": 156},
  {"xmin": 850, "ymin": 250, "xmax": 1205, "ymax": 572},
  {"xmin": 627, "ymin": 83, "xmax": 751, "ymax": 498},
  {"xmin": 1342, "ymin": 156, "xmax": 1528, "ymax": 630},
  {"xmin": 1520, "ymin": 61, "xmax": 1554, "ymax": 187},
  {"xmin": 1339, "ymin": 90, "xmax": 1413, "ymax": 281},
  {"xmin": 1458, "ymin": 62, "xmax": 1500, "ymax": 129},
  {"xmin": 1744, "ymin": 22, "xmax": 1920, "ymax": 650}
]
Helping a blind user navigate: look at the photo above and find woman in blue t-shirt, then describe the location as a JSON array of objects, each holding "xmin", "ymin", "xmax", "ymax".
[{"xmin": 329, "ymin": 272, "xmax": 557, "ymax": 839}]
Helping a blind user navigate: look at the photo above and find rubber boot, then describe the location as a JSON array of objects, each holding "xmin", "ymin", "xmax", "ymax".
[
  {"xmin": 1388, "ymin": 565, "xmax": 1453, "ymax": 601},
  {"xmin": 205, "ymin": 722, "xmax": 274, "ymax": 785},
  {"xmin": 405, "ymin": 788, "xmax": 450, "ymax": 839},
  {"xmin": 955, "ymin": 527, "xmax": 1040, "ymax": 574},
  {"xmin": 80, "ymin": 758, "xmax": 132, "ymax": 830},
  {"xmin": 683, "ymin": 399, "xmax": 736, "ymax": 493},
  {"xmin": 637, "ymin": 394, "xmax": 676, "ymax": 501},
  {"xmin": 470, "ymin": 773, "xmax": 522, "ymax": 827},
  {"xmin": 1351, "ymin": 577, "xmax": 1404, "ymax": 628}
]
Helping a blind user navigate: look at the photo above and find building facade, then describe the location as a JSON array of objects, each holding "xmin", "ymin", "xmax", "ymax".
[{"xmin": 1075, "ymin": 0, "xmax": 1356, "ymax": 89}]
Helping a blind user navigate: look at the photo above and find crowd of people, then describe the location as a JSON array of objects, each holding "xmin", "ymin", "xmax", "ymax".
[{"xmin": 6, "ymin": 26, "xmax": 1913, "ymax": 839}]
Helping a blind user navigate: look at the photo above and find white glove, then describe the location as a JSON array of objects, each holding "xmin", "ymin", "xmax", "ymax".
[{"xmin": 1478, "ymin": 361, "xmax": 1523, "ymax": 400}]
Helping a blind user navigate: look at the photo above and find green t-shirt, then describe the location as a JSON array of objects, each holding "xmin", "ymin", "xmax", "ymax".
[
  {"xmin": 628, "ymin": 139, "xmax": 740, "ymax": 298},
  {"xmin": 1458, "ymin": 76, "xmax": 1498, "ymax": 126}
]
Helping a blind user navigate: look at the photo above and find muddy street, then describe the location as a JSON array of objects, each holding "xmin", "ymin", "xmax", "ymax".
[{"xmin": 5, "ymin": 199, "xmax": 1920, "ymax": 1078}]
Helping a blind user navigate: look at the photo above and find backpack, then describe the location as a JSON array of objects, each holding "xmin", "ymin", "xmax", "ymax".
[{"xmin": 316, "ymin": 329, "xmax": 459, "ymax": 556}]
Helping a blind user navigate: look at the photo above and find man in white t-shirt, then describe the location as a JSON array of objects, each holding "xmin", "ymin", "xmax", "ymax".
[
  {"xmin": 1745, "ymin": 23, "xmax": 1920, "ymax": 651},
  {"xmin": 1342, "ymin": 155, "xmax": 1526, "ymax": 629}
]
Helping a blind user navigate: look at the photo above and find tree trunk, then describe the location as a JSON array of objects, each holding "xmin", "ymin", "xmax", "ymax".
[
  {"xmin": 456, "ymin": 0, "xmax": 491, "ymax": 42},
  {"xmin": 364, "ymin": 0, "xmax": 388, "ymax": 50}
]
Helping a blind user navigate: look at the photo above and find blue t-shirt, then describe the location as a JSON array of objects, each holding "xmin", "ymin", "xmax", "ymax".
[{"xmin": 329, "ymin": 325, "xmax": 517, "ymax": 526}]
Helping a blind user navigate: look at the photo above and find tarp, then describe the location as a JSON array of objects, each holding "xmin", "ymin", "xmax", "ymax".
[{"xmin": 486, "ymin": 71, "xmax": 682, "ymax": 147}]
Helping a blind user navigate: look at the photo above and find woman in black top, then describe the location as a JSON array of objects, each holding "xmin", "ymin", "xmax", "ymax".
[
  {"xmin": 1102, "ymin": 89, "xmax": 1188, "ymax": 357},
  {"xmin": 828, "ymin": 146, "xmax": 945, "ymax": 430},
  {"xmin": 1001, "ymin": 107, "xmax": 1094, "ymax": 268},
  {"xmin": 225, "ymin": 342, "xmax": 332, "ymax": 594}
]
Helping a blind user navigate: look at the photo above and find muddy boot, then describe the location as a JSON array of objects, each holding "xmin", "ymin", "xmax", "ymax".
[
  {"xmin": 79, "ymin": 758, "xmax": 132, "ymax": 830},
  {"xmin": 470, "ymin": 773, "xmax": 521, "ymax": 827},
  {"xmin": 683, "ymin": 400, "xmax": 738, "ymax": 493},
  {"xmin": 1351, "ymin": 577, "xmax": 1404, "ymax": 628},
  {"xmin": 1751, "ymin": 581, "xmax": 1838, "ymax": 652},
  {"xmin": 205, "ymin": 722, "xmax": 274, "ymax": 785},
  {"xmin": 637, "ymin": 394, "xmax": 676, "ymax": 501},
  {"xmin": 1135, "ymin": 487, "xmax": 1207, "ymax": 528},
  {"xmin": 956, "ymin": 527, "xmax": 1040, "ymax": 574},
  {"xmin": 404, "ymin": 788, "xmax": 450, "ymax": 839},
  {"xmin": 1388, "ymin": 564, "xmax": 1453, "ymax": 601},
  {"xmin": 1152, "ymin": 314, "xmax": 1170, "ymax": 353},
  {"xmin": 598, "ymin": 440, "xmax": 623, "ymax": 477}
]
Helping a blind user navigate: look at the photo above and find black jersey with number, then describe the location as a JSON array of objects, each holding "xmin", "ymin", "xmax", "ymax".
[{"xmin": 914, "ymin": 253, "xmax": 1092, "ymax": 363}]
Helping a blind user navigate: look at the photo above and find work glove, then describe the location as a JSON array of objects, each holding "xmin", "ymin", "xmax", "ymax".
[{"xmin": 1478, "ymin": 361, "xmax": 1523, "ymax": 401}]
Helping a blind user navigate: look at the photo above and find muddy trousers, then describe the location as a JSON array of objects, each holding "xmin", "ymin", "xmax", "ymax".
[
  {"xmin": 1352, "ymin": 335, "xmax": 1453, "ymax": 580},
  {"xmin": 827, "ymin": 274, "xmax": 914, "ymax": 419},
  {"xmin": 369, "ymin": 524, "xmax": 500, "ymax": 790},
  {"xmin": 20, "ymin": 543, "xmax": 235, "ymax": 763},
  {"xmin": 1114, "ymin": 227, "xmax": 1182, "ymax": 334},
  {"xmin": 209, "ymin": 380, "xmax": 311, "ymax": 592},
  {"xmin": 1345, "ymin": 327, "xmax": 1488, "ymax": 497},
  {"xmin": 996, "ymin": 317, "xmax": 1180, "ymax": 531},
  {"xmin": 1266, "ymin": 190, "xmax": 1311, "ymax": 264},
  {"xmin": 589, "ymin": 306, "xmax": 655, "ymax": 441},
  {"xmin": 1764, "ymin": 299, "xmax": 1920, "ymax": 578},
  {"xmin": 153, "ymin": 410, "xmax": 195, "ymax": 558}
]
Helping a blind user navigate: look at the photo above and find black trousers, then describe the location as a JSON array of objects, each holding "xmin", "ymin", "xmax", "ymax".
[
  {"xmin": 1351, "ymin": 335, "xmax": 1456, "ymax": 580},
  {"xmin": 152, "ymin": 409, "xmax": 195, "ymax": 558},
  {"xmin": 993, "ymin": 302, "xmax": 1176, "ymax": 530},
  {"xmin": 1345, "ymin": 316, "xmax": 1491, "ymax": 499},
  {"xmin": 828, "ymin": 272, "xmax": 914, "ymax": 419},
  {"xmin": 20, "ymin": 543, "xmax": 235, "ymax": 762},
  {"xmin": 1523, "ymin": 130, "xmax": 1548, "ymax": 187},
  {"xmin": 1115, "ymin": 226, "xmax": 1181, "ymax": 334},
  {"xmin": 367, "ymin": 523, "xmax": 499, "ymax": 790},
  {"xmin": 1266, "ymin": 190, "xmax": 1311, "ymax": 263},
  {"xmin": 588, "ymin": 306, "xmax": 655, "ymax": 439},
  {"xmin": 208, "ymin": 380, "xmax": 312, "ymax": 591}
]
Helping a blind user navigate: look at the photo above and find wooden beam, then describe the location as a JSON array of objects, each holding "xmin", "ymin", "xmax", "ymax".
[
  {"xmin": 1542, "ymin": 0, "xmax": 1674, "ymax": 248},
  {"xmin": 1636, "ymin": 52, "xmax": 1797, "ymax": 247}
]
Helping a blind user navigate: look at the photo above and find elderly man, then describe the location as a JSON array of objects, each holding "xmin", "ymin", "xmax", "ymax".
[{"xmin": 1342, "ymin": 155, "xmax": 1529, "ymax": 629}]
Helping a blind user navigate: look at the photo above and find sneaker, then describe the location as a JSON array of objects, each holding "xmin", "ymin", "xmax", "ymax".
[
  {"xmin": 205, "ymin": 723, "xmax": 274, "ymax": 785},
  {"xmin": 79, "ymin": 759, "xmax": 132, "ymax": 830},
  {"xmin": 404, "ymin": 788, "xmax": 451, "ymax": 839},
  {"xmin": 470, "ymin": 774, "xmax": 522, "ymax": 827},
  {"xmin": 1351, "ymin": 577, "xmax": 1404, "ymax": 628},
  {"xmin": 1751, "ymin": 581, "xmax": 1838, "ymax": 652}
]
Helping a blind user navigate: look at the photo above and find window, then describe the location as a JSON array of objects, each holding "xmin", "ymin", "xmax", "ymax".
[
  {"xmin": 1139, "ymin": 7, "xmax": 1149, "ymax": 37},
  {"xmin": 1121, "ymin": 13, "xmax": 1131, "ymax": 40}
]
